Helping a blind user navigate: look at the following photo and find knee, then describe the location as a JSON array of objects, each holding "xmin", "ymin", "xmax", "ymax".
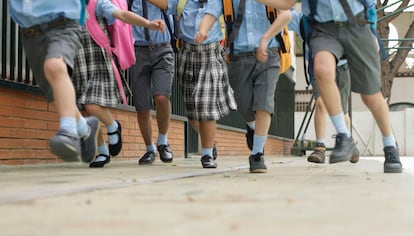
[
  {"xmin": 43, "ymin": 58, "xmax": 66, "ymax": 78},
  {"xmin": 154, "ymin": 95, "xmax": 170, "ymax": 105},
  {"xmin": 84, "ymin": 104, "xmax": 102, "ymax": 116},
  {"xmin": 314, "ymin": 65, "xmax": 334, "ymax": 83},
  {"xmin": 361, "ymin": 93, "xmax": 386, "ymax": 109}
]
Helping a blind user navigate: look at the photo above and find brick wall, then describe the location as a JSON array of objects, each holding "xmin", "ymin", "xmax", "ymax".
[{"xmin": 0, "ymin": 87, "xmax": 293, "ymax": 165}]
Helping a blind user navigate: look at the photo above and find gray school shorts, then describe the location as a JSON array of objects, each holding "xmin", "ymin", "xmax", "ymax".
[
  {"xmin": 228, "ymin": 49, "xmax": 280, "ymax": 122},
  {"xmin": 129, "ymin": 44, "xmax": 175, "ymax": 112},
  {"xmin": 21, "ymin": 20, "xmax": 82, "ymax": 102},
  {"xmin": 309, "ymin": 22, "xmax": 381, "ymax": 95},
  {"xmin": 311, "ymin": 62, "xmax": 351, "ymax": 113}
]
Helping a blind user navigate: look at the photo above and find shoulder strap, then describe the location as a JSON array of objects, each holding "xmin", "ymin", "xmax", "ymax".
[
  {"xmin": 162, "ymin": 11, "xmax": 179, "ymax": 53},
  {"xmin": 177, "ymin": 0, "xmax": 188, "ymax": 18},
  {"xmin": 222, "ymin": 0, "xmax": 246, "ymax": 56},
  {"xmin": 308, "ymin": 0, "xmax": 317, "ymax": 22},
  {"xmin": 265, "ymin": 6, "xmax": 287, "ymax": 53},
  {"xmin": 128, "ymin": 0, "xmax": 134, "ymax": 11}
]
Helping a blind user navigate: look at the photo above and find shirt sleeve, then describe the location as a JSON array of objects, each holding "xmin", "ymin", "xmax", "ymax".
[
  {"xmin": 288, "ymin": 10, "xmax": 303, "ymax": 37},
  {"xmin": 204, "ymin": 0, "xmax": 223, "ymax": 19},
  {"xmin": 95, "ymin": 0, "xmax": 118, "ymax": 25}
]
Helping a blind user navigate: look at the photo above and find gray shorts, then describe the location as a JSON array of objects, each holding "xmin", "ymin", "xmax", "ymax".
[
  {"xmin": 309, "ymin": 22, "xmax": 381, "ymax": 95},
  {"xmin": 228, "ymin": 48, "xmax": 280, "ymax": 121},
  {"xmin": 129, "ymin": 44, "xmax": 175, "ymax": 111},
  {"xmin": 21, "ymin": 21, "xmax": 82, "ymax": 102},
  {"xmin": 311, "ymin": 63, "xmax": 351, "ymax": 113}
]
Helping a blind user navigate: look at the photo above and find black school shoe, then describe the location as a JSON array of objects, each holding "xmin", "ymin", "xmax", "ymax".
[
  {"xmin": 201, "ymin": 155, "xmax": 217, "ymax": 168},
  {"xmin": 157, "ymin": 144, "xmax": 173, "ymax": 163},
  {"xmin": 89, "ymin": 154, "xmax": 110, "ymax": 168},
  {"xmin": 138, "ymin": 151, "xmax": 156, "ymax": 165},
  {"xmin": 383, "ymin": 146, "xmax": 403, "ymax": 173},
  {"xmin": 245, "ymin": 124, "xmax": 254, "ymax": 150},
  {"xmin": 108, "ymin": 120, "xmax": 122, "ymax": 156}
]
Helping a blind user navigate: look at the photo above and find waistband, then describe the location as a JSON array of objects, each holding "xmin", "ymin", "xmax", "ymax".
[
  {"xmin": 134, "ymin": 43, "xmax": 171, "ymax": 49},
  {"xmin": 181, "ymin": 41, "xmax": 222, "ymax": 51},
  {"xmin": 230, "ymin": 48, "xmax": 279, "ymax": 61},
  {"xmin": 20, "ymin": 17, "xmax": 77, "ymax": 37},
  {"xmin": 313, "ymin": 12, "xmax": 368, "ymax": 27}
]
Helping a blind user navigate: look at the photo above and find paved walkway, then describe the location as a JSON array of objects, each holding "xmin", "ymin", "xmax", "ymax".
[{"xmin": 1, "ymin": 155, "xmax": 413, "ymax": 236}]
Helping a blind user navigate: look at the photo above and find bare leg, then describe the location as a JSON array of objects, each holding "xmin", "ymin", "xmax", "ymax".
[
  {"xmin": 44, "ymin": 57, "xmax": 79, "ymax": 120},
  {"xmin": 199, "ymin": 120, "xmax": 216, "ymax": 149},
  {"xmin": 84, "ymin": 104, "xmax": 115, "ymax": 126},
  {"xmin": 137, "ymin": 110, "xmax": 153, "ymax": 146},
  {"xmin": 154, "ymin": 95, "xmax": 171, "ymax": 135},
  {"xmin": 254, "ymin": 110, "xmax": 271, "ymax": 136},
  {"xmin": 314, "ymin": 97, "xmax": 328, "ymax": 141},
  {"xmin": 361, "ymin": 93, "xmax": 392, "ymax": 136},
  {"xmin": 313, "ymin": 51, "xmax": 343, "ymax": 117}
]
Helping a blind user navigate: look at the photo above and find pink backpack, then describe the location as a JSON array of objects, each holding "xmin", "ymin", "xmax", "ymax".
[{"xmin": 86, "ymin": 0, "xmax": 136, "ymax": 104}]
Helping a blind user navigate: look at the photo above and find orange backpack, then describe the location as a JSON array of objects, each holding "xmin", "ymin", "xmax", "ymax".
[{"xmin": 222, "ymin": 0, "xmax": 292, "ymax": 74}]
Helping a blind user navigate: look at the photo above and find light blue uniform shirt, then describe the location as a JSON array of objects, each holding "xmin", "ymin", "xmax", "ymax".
[
  {"xmin": 301, "ymin": 0, "xmax": 373, "ymax": 23},
  {"xmin": 230, "ymin": 0, "xmax": 279, "ymax": 54},
  {"xmin": 178, "ymin": 0, "xmax": 223, "ymax": 44},
  {"xmin": 95, "ymin": 0, "xmax": 117, "ymax": 25},
  {"xmin": 129, "ymin": 0, "xmax": 175, "ymax": 45},
  {"xmin": 7, "ymin": 0, "xmax": 82, "ymax": 28},
  {"xmin": 288, "ymin": 10, "xmax": 302, "ymax": 36}
]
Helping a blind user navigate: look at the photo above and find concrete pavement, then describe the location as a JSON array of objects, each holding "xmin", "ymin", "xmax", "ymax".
[{"xmin": 0, "ymin": 155, "xmax": 413, "ymax": 236}]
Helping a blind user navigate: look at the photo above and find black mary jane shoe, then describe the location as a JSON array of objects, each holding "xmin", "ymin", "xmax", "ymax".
[
  {"xmin": 89, "ymin": 154, "xmax": 111, "ymax": 168},
  {"xmin": 108, "ymin": 120, "xmax": 122, "ymax": 156}
]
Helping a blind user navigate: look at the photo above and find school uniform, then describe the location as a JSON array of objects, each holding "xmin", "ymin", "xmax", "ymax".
[
  {"xmin": 7, "ymin": 0, "xmax": 83, "ymax": 102},
  {"xmin": 72, "ymin": 0, "xmax": 122, "ymax": 109},
  {"xmin": 177, "ymin": 0, "xmax": 237, "ymax": 121},
  {"xmin": 302, "ymin": 0, "xmax": 381, "ymax": 95},
  {"xmin": 227, "ymin": 0, "xmax": 282, "ymax": 122}
]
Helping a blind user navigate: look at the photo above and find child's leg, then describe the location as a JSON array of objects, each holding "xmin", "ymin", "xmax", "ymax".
[
  {"xmin": 84, "ymin": 104, "xmax": 122, "ymax": 156},
  {"xmin": 90, "ymin": 129, "xmax": 111, "ymax": 168},
  {"xmin": 199, "ymin": 120, "xmax": 217, "ymax": 168}
]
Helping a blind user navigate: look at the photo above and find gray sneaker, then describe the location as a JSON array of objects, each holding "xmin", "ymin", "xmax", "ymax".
[
  {"xmin": 50, "ymin": 129, "xmax": 80, "ymax": 162},
  {"xmin": 249, "ymin": 153, "xmax": 267, "ymax": 173},
  {"xmin": 329, "ymin": 133, "xmax": 355, "ymax": 164},
  {"xmin": 80, "ymin": 117, "xmax": 99, "ymax": 163}
]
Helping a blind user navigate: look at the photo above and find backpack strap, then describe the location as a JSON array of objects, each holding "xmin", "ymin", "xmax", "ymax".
[
  {"xmin": 161, "ymin": 11, "xmax": 179, "ymax": 53},
  {"xmin": 265, "ymin": 6, "xmax": 287, "ymax": 53},
  {"xmin": 128, "ymin": 0, "xmax": 134, "ymax": 11},
  {"xmin": 223, "ymin": 0, "xmax": 246, "ymax": 57}
]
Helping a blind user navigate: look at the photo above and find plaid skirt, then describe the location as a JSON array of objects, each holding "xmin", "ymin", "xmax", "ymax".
[
  {"xmin": 177, "ymin": 42, "xmax": 237, "ymax": 121},
  {"xmin": 72, "ymin": 25, "xmax": 122, "ymax": 110}
]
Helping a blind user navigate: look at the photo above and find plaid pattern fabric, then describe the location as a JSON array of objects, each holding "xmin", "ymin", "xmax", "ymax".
[
  {"xmin": 177, "ymin": 42, "xmax": 237, "ymax": 120},
  {"xmin": 72, "ymin": 20, "xmax": 122, "ymax": 110}
]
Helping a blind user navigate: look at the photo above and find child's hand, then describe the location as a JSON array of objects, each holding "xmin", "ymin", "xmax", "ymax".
[
  {"xmin": 149, "ymin": 20, "xmax": 165, "ymax": 32},
  {"xmin": 256, "ymin": 37, "xmax": 269, "ymax": 62},
  {"xmin": 194, "ymin": 31, "xmax": 208, "ymax": 44}
]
